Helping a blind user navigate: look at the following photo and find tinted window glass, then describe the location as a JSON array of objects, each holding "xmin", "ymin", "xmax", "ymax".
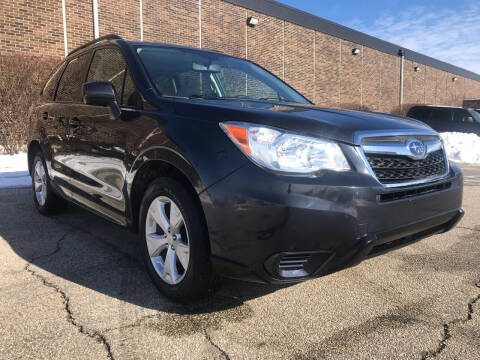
[
  {"xmin": 453, "ymin": 109, "xmax": 474, "ymax": 123},
  {"xmin": 430, "ymin": 108, "xmax": 451, "ymax": 122},
  {"xmin": 408, "ymin": 107, "xmax": 429, "ymax": 120},
  {"xmin": 56, "ymin": 53, "xmax": 90, "ymax": 102},
  {"xmin": 42, "ymin": 63, "xmax": 65, "ymax": 100},
  {"xmin": 122, "ymin": 68, "xmax": 141, "ymax": 107},
  {"xmin": 87, "ymin": 48, "xmax": 126, "ymax": 100},
  {"xmin": 136, "ymin": 46, "xmax": 309, "ymax": 104},
  {"xmin": 469, "ymin": 110, "xmax": 480, "ymax": 123}
]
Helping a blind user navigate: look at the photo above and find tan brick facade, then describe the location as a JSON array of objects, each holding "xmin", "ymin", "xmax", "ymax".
[{"xmin": 1, "ymin": 0, "xmax": 480, "ymax": 114}]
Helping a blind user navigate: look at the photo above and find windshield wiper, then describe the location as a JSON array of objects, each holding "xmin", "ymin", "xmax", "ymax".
[
  {"xmin": 188, "ymin": 94, "xmax": 219, "ymax": 100},
  {"xmin": 258, "ymin": 97, "xmax": 287, "ymax": 102}
]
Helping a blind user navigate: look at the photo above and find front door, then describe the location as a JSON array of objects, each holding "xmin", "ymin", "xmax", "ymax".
[{"xmin": 67, "ymin": 47, "xmax": 139, "ymax": 225}]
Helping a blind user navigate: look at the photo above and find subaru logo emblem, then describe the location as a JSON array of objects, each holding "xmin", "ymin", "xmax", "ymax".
[{"xmin": 406, "ymin": 138, "xmax": 426, "ymax": 159}]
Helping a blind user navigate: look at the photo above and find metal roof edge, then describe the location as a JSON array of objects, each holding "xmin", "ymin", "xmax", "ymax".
[{"xmin": 224, "ymin": 0, "xmax": 480, "ymax": 82}]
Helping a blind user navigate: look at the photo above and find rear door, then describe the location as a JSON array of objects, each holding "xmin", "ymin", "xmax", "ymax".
[
  {"xmin": 44, "ymin": 52, "xmax": 92, "ymax": 194},
  {"xmin": 429, "ymin": 108, "xmax": 452, "ymax": 133},
  {"xmin": 35, "ymin": 61, "xmax": 66, "ymax": 177}
]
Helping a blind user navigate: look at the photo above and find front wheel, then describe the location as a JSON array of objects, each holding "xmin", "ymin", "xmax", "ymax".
[{"xmin": 139, "ymin": 178, "xmax": 213, "ymax": 301}]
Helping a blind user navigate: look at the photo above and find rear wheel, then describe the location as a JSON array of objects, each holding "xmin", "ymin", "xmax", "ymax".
[
  {"xmin": 139, "ymin": 178, "xmax": 213, "ymax": 301},
  {"xmin": 32, "ymin": 153, "xmax": 68, "ymax": 214}
]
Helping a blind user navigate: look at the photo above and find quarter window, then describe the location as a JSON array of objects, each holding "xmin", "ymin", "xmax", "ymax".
[
  {"xmin": 42, "ymin": 63, "xmax": 65, "ymax": 100},
  {"xmin": 56, "ymin": 53, "xmax": 90, "ymax": 102}
]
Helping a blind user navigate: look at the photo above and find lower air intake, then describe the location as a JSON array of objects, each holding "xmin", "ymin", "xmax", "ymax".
[{"xmin": 265, "ymin": 251, "xmax": 334, "ymax": 279}]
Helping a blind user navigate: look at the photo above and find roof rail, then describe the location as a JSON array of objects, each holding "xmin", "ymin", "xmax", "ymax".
[{"xmin": 68, "ymin": 34, "xmax": 122, "ymax": 56}]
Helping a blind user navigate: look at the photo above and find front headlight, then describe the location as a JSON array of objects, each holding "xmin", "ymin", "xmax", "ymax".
[{"xmin": 220, "ymin": 122, "xmax": 350, "ymax": 174}]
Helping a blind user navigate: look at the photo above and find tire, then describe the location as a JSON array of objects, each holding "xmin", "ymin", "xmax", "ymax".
[
  {"xmin": 31, "ymin": 152, "xmax": 68, "ymax": 214},
  {"xmin": 139, "ymin": 177, "xmax": 214, "ymax": 301}
]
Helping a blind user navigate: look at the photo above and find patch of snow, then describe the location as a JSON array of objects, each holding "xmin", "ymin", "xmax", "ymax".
[
  {"xmin": 440, "ymin": 132, "xmax": 480, "ymax": 165},
  {"xmin": 0, "ymin": 153, "xmax": 30, "ymax": 188},
  {"xmin": 1, "ymin": 132, "xmax": 479, "ymax": 188}
]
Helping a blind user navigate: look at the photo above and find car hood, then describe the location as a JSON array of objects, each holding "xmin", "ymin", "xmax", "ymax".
[{"xmin": 172, "ymin": 99, "xmax": 436, "ymax": 145}]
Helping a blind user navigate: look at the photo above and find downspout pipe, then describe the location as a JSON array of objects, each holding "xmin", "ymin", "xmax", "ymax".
[
  {"xmin": 399, "ymin": 49, "xmax": 405, "ymax": 114},
  {"xmin": 92, "ymin": 0, "xmax": 99, "ymax": 39}
]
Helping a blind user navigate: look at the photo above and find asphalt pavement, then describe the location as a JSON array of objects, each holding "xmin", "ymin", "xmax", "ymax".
[{"xmin": 0, "ymin": 166, "xmax": 479, "ymax": 359}]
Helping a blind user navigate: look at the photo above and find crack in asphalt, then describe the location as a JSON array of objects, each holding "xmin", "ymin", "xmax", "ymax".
[
  {"xmin": 24, "ymin": 230, "xmax": 115, "ymax": 360},
  {"xmin": 204, "ymin": 329, "xmax": 231, "ymax": 360},
  {"xmin": 458, "ymin": 225, "xmax": 480, "ymax": 232},
  {"xmin": 421, "ymin": 279, "xmax": 480, "ymax": 359},
  {"xmin": 51, "ymin": 217, "xmax": 139, "ymax": 263}
]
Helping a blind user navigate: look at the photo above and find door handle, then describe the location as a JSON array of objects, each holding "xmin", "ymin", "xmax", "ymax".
[
  {"xmin": 42, "ymin": 112, "xmax": 48, "ymax": 120},
  {"xmin": 70, "ymin": 117, "xmax": 81, "ymax": 128},
  {"xmin": 57, "ymin": 116, "xmax": 67, "ymax": 126}
]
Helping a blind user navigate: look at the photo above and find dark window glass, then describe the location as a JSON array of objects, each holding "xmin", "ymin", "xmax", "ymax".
[
  {"xmin": 174, "ymin": 72, "xmax": 217, "ymax": 98},
  {"xmin": 453, "ymin": 109, "xmax": 474, "ymax": 123},
  {"xmin": 87, "ymin": 48, "xmax": 126, "ymax": 100},
  {"xmin": 430, "ymin": 108, "xmax": 451, "ymax": 122},
  {"xmin": 122, "ymin": 68, "xmax": 141, "ymax": 108},
  {"xmin": 56, "ymin": 53, "xmax": 90, "ymax": 102},
  {"xmin": 136, "ymin": 46, "xmax": 308, "ymax": 104},
  {"xmin": 42, "ymin": 63, "xmax": 65, "ymax": 100},
  {"xmin": 408, "ymin": 107, "xmax": 429, "ymax": 120}
]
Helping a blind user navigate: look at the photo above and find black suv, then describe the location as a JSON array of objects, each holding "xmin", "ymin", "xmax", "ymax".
[
  {"xmin": 28, "ymin": 35, "xmax": 463, "ymax": 300},
  {"xmin": 407, "ymin": 105, "xmax": 480, "ymax": 135}
]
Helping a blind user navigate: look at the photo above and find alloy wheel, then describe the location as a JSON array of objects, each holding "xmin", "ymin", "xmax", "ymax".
[
  {"xmin": 33, "ymin": 160, "xmax": 47, "ymax": 206},
  {"xmin": 145, "ymin": 196, "xmax": 190, "ymax": 285}
]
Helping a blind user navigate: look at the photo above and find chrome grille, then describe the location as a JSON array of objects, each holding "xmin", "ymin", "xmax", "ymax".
[
  {"xmin": 359, "ymin": 133, "xmax": 449, "ymax": 186},
  {"xmin": 367, "ymin": 150, "xmax": 447, "ymax": 183}
]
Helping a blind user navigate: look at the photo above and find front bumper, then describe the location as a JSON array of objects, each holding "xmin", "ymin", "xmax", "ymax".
[{"xmin": 199, "ymin": 162, "xmax": 463, "ymax": 283}]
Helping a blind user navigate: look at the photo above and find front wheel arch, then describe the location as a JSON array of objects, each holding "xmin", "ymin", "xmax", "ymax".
[{"xmin": 129, "ymin": 159, "xmax": 208, "ymax": 243}]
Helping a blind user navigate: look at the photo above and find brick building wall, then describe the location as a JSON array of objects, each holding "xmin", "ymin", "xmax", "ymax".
[{"xmin": 1, "ymin": 0, "xmax": 480, "ymax": 114}]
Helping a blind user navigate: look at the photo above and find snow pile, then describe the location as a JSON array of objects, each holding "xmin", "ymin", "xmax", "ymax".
[
  {"xmin": 440, "ymin": 132, "xmax": 480, "ymax": 164},
  {"xmin": 0, "ymin": 152, "xmax": 30, "ymax": 188},
  {"xmin": 1, "ymin": 132, "xmax": 479, "ymax": 188}
]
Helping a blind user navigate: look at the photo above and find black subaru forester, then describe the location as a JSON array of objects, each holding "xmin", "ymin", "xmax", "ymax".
[{"xmin": 28, "ymin": 35, "xmax": 464, "ymax": 301}]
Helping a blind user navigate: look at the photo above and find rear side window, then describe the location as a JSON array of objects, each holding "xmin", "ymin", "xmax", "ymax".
[
  {"xmin": 56, "ymin": 53, "xmax": 91, "ymax": 102},
  {"xmin": 42, "ymin": 63, "xmax": 65, "ymax": 100},
  {"xmin": 407, "ymin": 107, "xmax": 429, "ymax": 121},
  {"xmin": 430, "ymin": 108, "xmax": 451, "ymax": 122},
  {"xmin": 87, "ymin": 48, "xmax": 126, "ymax": 100}
]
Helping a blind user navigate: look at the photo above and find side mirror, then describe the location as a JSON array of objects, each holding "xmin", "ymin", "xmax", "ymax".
[{"xmin": 83, "ymin": 81, "xmax": 121, "ymax": 120}]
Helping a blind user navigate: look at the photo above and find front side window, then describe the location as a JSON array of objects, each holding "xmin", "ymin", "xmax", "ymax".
[
  {"xmin": 87, "ymin": 48, "xmax": 140, "ymax": 108},
  {"xmin": 135, "ymin": 46, "xmax": 309, "ymax": 104},
  {"xmin": 453, "ymin": 109, "xmax": 474, "ymax": 123},
  {"xmin": 87, "ymin": 48, "xmax": 126, "ymax": 101},
  {"xmin": 467, "ymin": 110, "xmax": 480, "ymax": 123},
  {"xmin": 56, "ymin": 53, "xmax": 91, "ymax": 102},
  {"xmin": 123, "ymin": 68, "xmax": 142, "ymax": 107}
]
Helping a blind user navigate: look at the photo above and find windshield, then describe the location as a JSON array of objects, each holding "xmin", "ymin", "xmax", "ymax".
[{"xmin": 135, "ymin": 46, "xmax": 310, "ymax": 104}]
